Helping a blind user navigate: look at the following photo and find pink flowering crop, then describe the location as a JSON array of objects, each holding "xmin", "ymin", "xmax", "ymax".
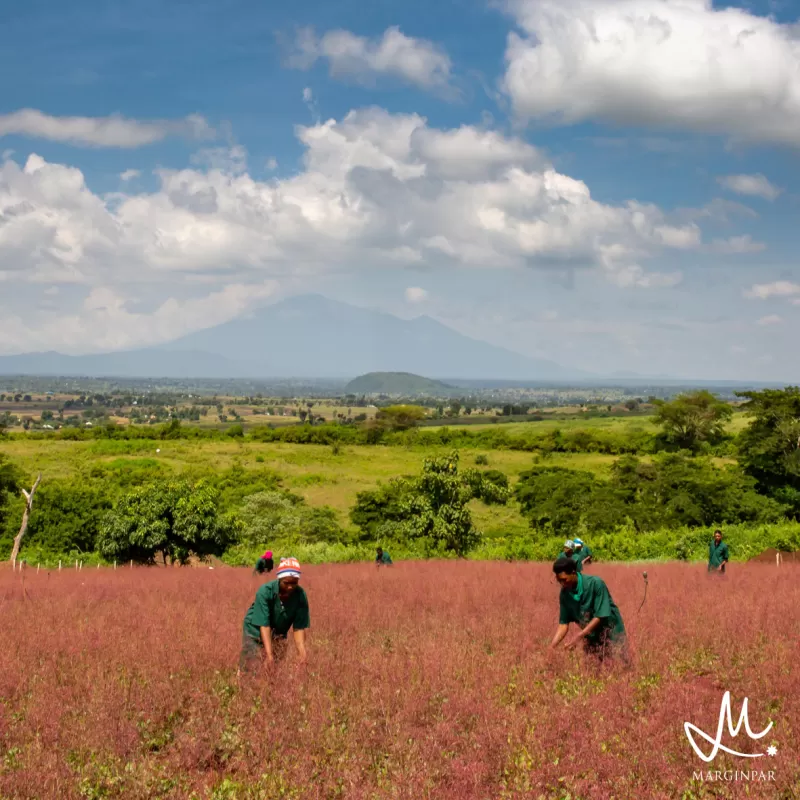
[{"xmin": 0, "ymin": 562, "xmax": 798, "ymax": 799}]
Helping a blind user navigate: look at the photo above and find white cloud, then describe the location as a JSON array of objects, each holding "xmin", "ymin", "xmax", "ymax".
[
  {"xmin": 0, "ymin": 108, "xmax": 740, "ymax": 351},
  {"xmin": 746, "ymin": 281, "xmax": 800, "ymax": 299},
  {"xmin": 288, "ymin": 26, "xmax": 452, "ymax": 91},
  {"xmin": 2, "ymin": 282, "xmax": 277, "ymax": 355},
  {"xmin": 502, "ymin": 0, "xmax": 800, "ymax": 146},
  {"xmin": 405, "ymin": 287, "xmax": 428, "ymax": 303},
  {"xmin": 0, "ymin": 109, "xmax": 213, "ymax": 148},
  {"xmin": 718, "ymin": 174, "xmax": 782, "ymax": 201},
  {"xmin": 120, "ymin": 169, "xmax": 141, "ymax": 181},
  {"xmin": 757, "ymin": 314, "xmax": 783, "ymax": 326},
  {"xmin": 707, "ymin": 235, "xmax": 766, "ymax": 254}
]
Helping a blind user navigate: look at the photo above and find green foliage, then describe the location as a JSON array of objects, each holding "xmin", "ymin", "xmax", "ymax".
[
  {"xmin": 350, "ymin": 453, "xmax": 510, "ymax": 556},
  {"xmin": 238, "ymin": 490, "xmax": 343, "ymax": 546},
  {"xmin": 652, "ymin": 391, "xmax": 733, "ymax": 451},
  {"xmin": 373, "ymin": 405, "xmax": 427, "ymax": 432},
  {"xmin": 515, "ymin": 453, "xmax": 785, "ymax": 536},
  {"xmin": 350, "ymin": 478, "xmax": 416, "ymax": 540},
  {"xmin": 736, "ymin": 387, "xmax": 800, "ymax": 516},
  {"xmin": 97, "ymin": 480, "xmax": 238, "ymax": 564},
  {"xmin": 0, "ymin": 452, "xmax": 20, "ymax": 530},
  {"xmin": 23, "ymin": 480, "xmax": 112, "ymax": 557}
]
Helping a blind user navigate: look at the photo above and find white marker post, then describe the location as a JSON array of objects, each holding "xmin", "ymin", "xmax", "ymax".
[{"xmin": 59, "ymin": 560, "xmax": 62, "ymax": 571}]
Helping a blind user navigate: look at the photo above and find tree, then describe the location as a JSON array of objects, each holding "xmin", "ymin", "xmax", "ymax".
[
  {"xmin": 350, "ymin": 454, "xmax": 509, "ymax": 555},
  {"xmin": 0, "ymin": 454, "xmax": 20, "ymax": 533},
  {"xmin": 97, "ymin": 480, "xmax": 238, "ymax": 564},
  {"xmin": 239, "ymin": 491, "xmax": 342, "ymax": 545},
  {"xmin": 373, "ymin": 405, "xmax": 427, "ymax": 432},
  {"xmin": 736, "ymin": 387, "xmax": 800, "ymax": 514},
  {"xmin": 400, "ymin": 452, "xmax": 509, "ymax": 556},
  {"xmin": 10, "ymin": 475, "xmax": 41, "ymax": 566},
  {"xmin": 652, "ymin": 391, "xmax": 733, "ymax": 451}
]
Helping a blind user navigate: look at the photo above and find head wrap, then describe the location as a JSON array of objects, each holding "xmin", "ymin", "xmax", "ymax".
[
  {"xmin": 564, "ymin": 540, "xmax": 575, "ymax": 550},
  {"xmin": 276, "ymin": 557, "xmax": 301, "ymax": 580},
  {"xmin": 573, "ymin": 538, "xmax": 584, "ymax": 546},
  {"xmin": 262, "ymin": 550, "xmax": 273, "ymax": 560}
]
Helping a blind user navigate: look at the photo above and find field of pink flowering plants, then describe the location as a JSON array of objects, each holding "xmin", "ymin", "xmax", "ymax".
[{"xmin": 1, "ymin": 561, "xmax": 799, "ymax": 800}]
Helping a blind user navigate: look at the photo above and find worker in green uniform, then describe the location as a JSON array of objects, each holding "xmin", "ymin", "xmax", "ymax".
[
  {"xmin": 549, "ymin": 556, "xmax": 627, "ymax": 663},
  {"xmin": 239, "ymin": 557, "xmax": 309, "ymax": 674},
  {"xmin": 573, "ymin": 538, "xmax": 593, "ymax": 567},
  {"xmin": 708, "ymin": 530, "xmax": 729, "ymax": 574},
  {"xmin": 558, "ymin": 540, "xmax": 583, "ymax": 572},
  {"xmin": 375, "ymin": 547, "xmax": 393, "ymax": 567}
]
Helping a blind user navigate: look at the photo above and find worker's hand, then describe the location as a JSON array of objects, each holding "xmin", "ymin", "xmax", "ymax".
[{"xmin": 564, "ymin": 637, "xmax": 581, "ymax": 651}]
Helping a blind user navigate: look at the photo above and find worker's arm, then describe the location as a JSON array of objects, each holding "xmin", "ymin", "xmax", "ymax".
[
  {"xmin": 565, "ymin": 617, "xmax": 604, "ymax": 650},
  {"xmin": 259, "ymin": 626, "xmax": 274, "ymax": 663},
  {"xmin": 582, "ymin": 555, "xmax": 593, "ymax": 566},
  {"xmin": 293, "ymin": 629, "xmax": 307, "ymax": 663},
  {"xmin": 550, "ymin": 624, "xmax": 570, "ymax": 650}
]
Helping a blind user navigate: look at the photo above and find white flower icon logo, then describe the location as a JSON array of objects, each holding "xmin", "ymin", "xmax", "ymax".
[{"xmin": 767, "ymin": 745, "xmax": 778, "ymax": 757}]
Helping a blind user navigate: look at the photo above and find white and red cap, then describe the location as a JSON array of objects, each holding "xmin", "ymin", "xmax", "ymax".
[{"xmin": 276, "ymin": 557, "xmax": 301, "ymax": 580}]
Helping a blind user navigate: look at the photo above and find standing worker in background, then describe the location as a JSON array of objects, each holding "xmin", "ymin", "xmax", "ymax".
[
  {"xmin": 549, "ymin": 556, "xmax": 628, "ymax": 664},
  {"xmin": 559, "ymin": 540, "xmax": 583, "ymax": 572},
  {"xmin": 573, "ymin": 538, "xmax": 593, "ymax": 568},
  {"xmin": 240, "ymin": 557, "xmax": 309, "ymax": 674},
  {"xmin": 253, "ymin": 550, "xmax": 274, "ymax": 577},
  {"xmin": 376, "ymin": 547, "xmax": 393, "ymax": 567},
  {"xmin": 708, "ymin": 530, "xmax": 729, "ymax": 574}
]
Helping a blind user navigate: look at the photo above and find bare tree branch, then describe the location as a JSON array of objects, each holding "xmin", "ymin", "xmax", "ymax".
[{"xmin": 10, "ymin": 474, "xmax": 41, "ymax": 568}]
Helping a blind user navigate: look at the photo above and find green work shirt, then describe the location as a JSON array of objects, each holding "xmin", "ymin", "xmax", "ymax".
[
  {"xmin": 558, "ymin": 574, "xmax": 625, "ymax": 645},
  {"xmin": 377, "ymin": 551, "xmax": 393, "ymax": 565},
  {"xmin": 242, "ymin": 580, "xmax": 310, "ymax": 641},
  {"xmin": 708, "ymin": 540, "xmax": 729, "ymax": 570},
  {"xmin": 575, "ymin": 546, "xmax": 592, "ymax": 564},
  {"xmin": 558, "ymin": 550, "xmax": 583, "ymax": 572}
]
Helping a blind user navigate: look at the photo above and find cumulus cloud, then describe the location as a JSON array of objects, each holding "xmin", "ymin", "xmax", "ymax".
[
  {"xmin": 746, "ymin": 281, "xmax": 800, "ymax": 299},
  {"xmin": 1, "ymin": 107, "xmax": 746, "ymax": 351},
  {"xmin": 1, "ymin": 282, "xmax": 277, "ymax": 355},
  {"xmin": 718, "ymin": 174, "xmax": 782, "ymax": 201},
  {"xmin": 120, "ymin": 169, "xmax": 141, "ymax": 181},
  {"xmin": 405, "ymin": 287, "xmax": 428, "ymax": 303},
  {"xmin": 502, "ymin": 0, "xmax": 800, "ymax": 146},
  {"xmin": 0, "ymin": 109, "xmax": 213, "ymax": 148},
  {"xmin": 707, "ymin": 235, "xmax": 766, "ymax": 254},
  {"xmin": 288, "ymin": 26, "xmax": 452, "ymax": 91}
]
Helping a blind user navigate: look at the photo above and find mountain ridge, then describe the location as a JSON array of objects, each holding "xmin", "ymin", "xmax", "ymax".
[{"xmin": 0, "ymin": 294, "xmax": 587, "ymax": 381}]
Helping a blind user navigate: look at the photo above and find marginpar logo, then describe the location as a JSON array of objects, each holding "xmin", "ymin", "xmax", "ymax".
[{"xmin": 684, "ymin": 691, "xmax": 776, "ymax": 762}]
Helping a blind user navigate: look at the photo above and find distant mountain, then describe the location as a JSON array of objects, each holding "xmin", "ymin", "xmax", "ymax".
[
  {"xmin": 0, "ymin": 349, "xmax": 247, "ymax": 379},
  {"xmin": 0, "ymin": 294, "xmax": 587, "ymax": 381},
  {"xmin": 161, "ymin": 294, "xmax": 585, "ymax": 381},
  {"xmin": 345, "ymin": 372, "xmax": 453, "ymax": 395}
]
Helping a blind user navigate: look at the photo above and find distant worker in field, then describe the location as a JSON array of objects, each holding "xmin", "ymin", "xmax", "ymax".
[
  {"xmin": 376, "ymin": 547, "xmax": 393, "ymax": 567},
  {"xmin": 708, "ymin": 530, "xmax": 729, "ymax": 574},
  {"xmin": 559, "ymin": 540, "xmax": 583, "ymax": 572},
  {"xmin": 239, "ymin": 557, "xmax": 309, "ymax": 674},
  {"xmin": 573, "ymin": 538, "xmax": 593, "ymax": 568},
  {"xmin": 549, "ymin": 556, "xmax": 628, "ymax": 663},
  {"xmin": 253, "ymin": 550, "xmax": 274, "ymax": 577}
]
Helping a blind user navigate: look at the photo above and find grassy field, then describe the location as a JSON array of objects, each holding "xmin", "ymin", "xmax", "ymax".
[
  {"xmin": 427, "ymin": 410, "xmax": 751, "ymax": 435},
  {"xmin": 1, "ymin": 562, "xmax": 797, "ymax": 799},
  {"xmin": 1, "ymin": 438, "xmax": 619, "ymax": 538}
]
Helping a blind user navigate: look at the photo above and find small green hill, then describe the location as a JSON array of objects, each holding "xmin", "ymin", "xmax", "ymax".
[{"xmin": 345, "ymin": 372, "xmax": 453, "ymax": 395}]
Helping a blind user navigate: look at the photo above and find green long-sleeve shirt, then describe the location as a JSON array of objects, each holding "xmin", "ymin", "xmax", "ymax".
[{"xmin": 708, "ymin": 540, "xmax": 729, "ymax": 571}]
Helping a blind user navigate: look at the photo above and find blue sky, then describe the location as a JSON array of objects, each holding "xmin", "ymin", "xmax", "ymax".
[{"xmin": 2, "ymin": 0, "xmax": 800, "ymax": 380}]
